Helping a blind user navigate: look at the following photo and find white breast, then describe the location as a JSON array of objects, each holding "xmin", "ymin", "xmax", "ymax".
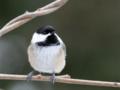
[{"xmin": 27, "ymin": 44, "xmax": 66, "ymax": 74}]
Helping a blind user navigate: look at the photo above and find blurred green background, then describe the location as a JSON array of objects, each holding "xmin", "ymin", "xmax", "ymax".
[{"xmin": 0, "ymin": 0, "xmax": 120, "ymax": 90}]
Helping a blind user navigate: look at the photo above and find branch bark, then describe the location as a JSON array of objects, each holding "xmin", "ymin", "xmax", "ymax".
[
  {"xmin": 0, "ymin": 0, "xmax": 68, "ymax": 37},
  {"xmin": 0, "ymin": 74, "xmax": 120, "ymax": 88}
]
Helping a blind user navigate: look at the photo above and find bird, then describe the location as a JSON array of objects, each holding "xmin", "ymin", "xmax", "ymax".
[{"xmin": 27, "ymin": 25, "xmax": 66, "ymax": 83}]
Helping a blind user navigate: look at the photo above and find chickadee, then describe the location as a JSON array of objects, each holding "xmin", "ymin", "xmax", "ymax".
[{"xmin": 27, "ymin": 25, "xmax": 66, "ymax": 82}]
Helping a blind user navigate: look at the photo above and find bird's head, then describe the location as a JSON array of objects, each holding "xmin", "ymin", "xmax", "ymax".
[{"xmin": 31, "ymin": 25, "xmax": 60, "ymax": 46}]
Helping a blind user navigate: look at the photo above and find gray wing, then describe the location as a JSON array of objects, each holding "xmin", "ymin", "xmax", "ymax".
[{"xmin": 62, "ymin": 43, "xmax": 66, "ymax": 56}]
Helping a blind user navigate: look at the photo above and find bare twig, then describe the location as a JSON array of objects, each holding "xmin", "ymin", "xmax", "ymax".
[
  {"xmin": 0, "ymin": 74, "xmax": 120, "ymax": 88},
  {"xmin": 0, "ymin": 0, "xmax": 68, "ymax": 37}
]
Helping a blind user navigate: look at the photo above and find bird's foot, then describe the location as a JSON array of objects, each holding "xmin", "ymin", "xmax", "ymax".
[
  {"xmin": 26, "ymin": 70, "xmax": 39, "ymax": 82},
  {"xmin": 26, "ymin": 71, "xmax": 34, "ymax": 81},
  {"xmin": 50, "ymin": 72, "xmax": 56, "ymax": 84}
]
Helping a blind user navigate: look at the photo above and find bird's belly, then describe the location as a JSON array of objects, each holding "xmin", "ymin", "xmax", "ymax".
[{"xmin": 28, "ymin": 45, "xmax": 65, "ymax": 74}]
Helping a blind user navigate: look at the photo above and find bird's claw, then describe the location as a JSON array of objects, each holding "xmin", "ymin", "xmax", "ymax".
[
  {"xmin": 50, "ymin": 73, "xmax": 56, "ymax": 84},
  {"xmin": 26, "ymin": 71, "xmax": 34, "ymax": 82}
]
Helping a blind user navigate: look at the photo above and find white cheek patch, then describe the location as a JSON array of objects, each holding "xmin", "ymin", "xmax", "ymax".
[
  {"xmin": 31, "ymin": 33, "xmax": 50, "ymax": 43},
  {"xmin": 55, "ymin": 33, "xmax": 64, "ymax": 44}
]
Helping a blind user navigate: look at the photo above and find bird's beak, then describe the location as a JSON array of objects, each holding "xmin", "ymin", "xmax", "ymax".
[{"xmin": 51, "ymin": 31, "xmax": 55, "ymax": 35}]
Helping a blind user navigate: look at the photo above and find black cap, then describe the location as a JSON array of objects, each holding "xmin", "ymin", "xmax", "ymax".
[{"xmin": 36, "ymin": 25, "xmax": 55, "ymax": 34}]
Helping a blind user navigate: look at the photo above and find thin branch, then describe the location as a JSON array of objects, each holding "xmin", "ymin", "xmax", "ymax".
[
  {"xmin": 0, "ymin": 0, "xmax": 68, "ymax": 37},
  {"xmin": 0, "ymin": 74, "xmax": 120, "ymax": 88}
]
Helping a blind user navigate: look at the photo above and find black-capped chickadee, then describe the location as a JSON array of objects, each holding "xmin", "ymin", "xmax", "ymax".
[{"xmin": 27, "ymin": 25, "xmax": 66, "ymax": 83}]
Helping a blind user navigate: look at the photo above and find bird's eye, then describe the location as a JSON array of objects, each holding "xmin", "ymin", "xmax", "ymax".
[
  {"xmin": 42, "ymin": 29, "xmax": 54, "ymax": 34},
  {"xmin": 42, "ymin": 29, "xmax": 50, "ymax": 34},
  {"xmin": 36, "ymin": 26, "xmax": 55, "ymax": 34}
]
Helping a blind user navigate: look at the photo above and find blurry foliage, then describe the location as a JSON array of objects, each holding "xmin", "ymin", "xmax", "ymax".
[{"xmin": 0, "ymin": 0, "xmax": 120, "ymax": 90}]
